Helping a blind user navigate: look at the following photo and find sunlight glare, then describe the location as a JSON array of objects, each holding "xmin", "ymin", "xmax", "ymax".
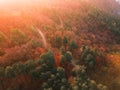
[{"xmin": 0, "ymin": 0, "xmax": 53, "ymax": 4}]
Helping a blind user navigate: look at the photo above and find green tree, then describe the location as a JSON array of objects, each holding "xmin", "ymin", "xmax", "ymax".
[
  {"xmin": 63, "ymin": 36, "xmax": 68, "ymax": 47},
  {"xmin": 85, "ymin": 54, "xmax": 95, "ymax": 68},
  {"xmin": 80, "ymin": 46, "xmax": 96, "ymax": 68},
  {"xmin": 71, "ymin": 65, "xmax": 89, "ymax": 90},
  {"xmin": 17, "ymin": 62, "xmax": 27, "ymax": 75},
  {"xmin": 29, "ymin": 68, "xmax": 39, "ymax": 79},
  {"xmin": 55, "ymin": 36, "xmax": 62, "ymax": 48},
  {"xmin": 60, "ymin": 47, "xmax": 66, "ymax": 55},
  {"xmin": 60, "ymin": 55, "xmax": 66, "ymax": 64},
  {"xmin": 5, "ymin": 66, "xmax": 15, "ymax": 78},
  {"xmin": 69, "ymin": 41, "xmax": 78, "ymax": 51},
  {"xmin": 42, "ymin": 67, "xmax": 70, "ymax": 90},
  {"xmin": 40, "ymin": 51, "xmax": 55, "ymax": 66},
  {"xmin": 71, "ymin": 65, "xmax": 108, "ymax": 90},
  {"xmin": 26, "ymin": 60, "xmax": 35, "ymax": 73},
  {"xmin": 12, "ymin": 63, "xmax": 20, "ymax": 76},
  {"xmin": 65, "ymin": 51, "xmax": 73, "ymax": 62},
  {"xmin": 35, "ymin": 58, "xmax": 43, "ymax": 65},
  {"xmin": 57, "ymin": 67, "xmax": 65, "ymax": 77}
]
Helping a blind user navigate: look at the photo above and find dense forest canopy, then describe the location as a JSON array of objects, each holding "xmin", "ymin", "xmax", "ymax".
[{"xmin": 0, "ymin": 0, "xmax": 120, "ymax": 90}]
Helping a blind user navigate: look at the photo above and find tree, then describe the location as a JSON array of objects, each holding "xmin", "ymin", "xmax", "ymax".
[
  {"xmin": 12, "ymin": 63, "xmax": 19, "ymax": 76},
  {"xmin": 26, "ymin": 60, "xmax": 35, "ymax": 73},
  {"xmin": 65, "ymin": 51, "xmax": 73, "ymax": 62},
  {"xmin": 85, "ymin": 54, "xmax": 95, "ymax": 68},
  {"xmin": 69, "ymin": 41, "xmax": 78, "ymax": 51},
  {"xmin": 10, "ymin": 29, "xmax": 29, "ymax": 46},
  {"xmin": 39, "ymin": 64, "xmax": 52, "ymax": 80},
  {"xmin": 35, "ymin": 58, "xmax": 43, "ymax": 65},
  {"xmin": 17, "ymin": 62, "xmax": 27, "ymax": 75},
  {"xmin": 29, "ymin": 69, "xmax": 39, "ymax": 79},
  {"xmin": 5, "ymin": 66, "xmax": 15, "ymax": 78},
  {"xmin": 60, "ymin": 55, "xmax": 66, "ymax": 64},
  {"xmin": 60, "ymin": 47, "xmax": 66, "ymax": 55},
  {"xmin": 71, "ymin": 65, "xmax": 88, "ymax": 90},
  {"xmin": 57, "ymin": 67, "xmax": 65, "ymax": 77},
  {"xmin": 63, "ymin": 36, "xmax": 68, "ymax": 47},
  {"xmin": 71, "ymin": 65, "xmax": 108, "ymax": 90},
  {"xmin": 80, "ymin": 46, "xmax": 96, "ymax": 68},
  {"xmin": 0, "ymin": 67, "xmax": 4, "ymax": 78},
  {"xmin": 55, "ymin": 36, "xmax": 62, "ymax": 48},
  {"xmin": 41, "ymin": 67, "xmax": 70, "ymax": 90},
  {"xmin": 40, "ymin": 51, "xmax": 56, "ymax": 66}
]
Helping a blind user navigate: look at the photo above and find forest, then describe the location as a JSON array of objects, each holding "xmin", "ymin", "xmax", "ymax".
[{"xmin": 0, "ymin": 0, "xmax": 120, "ymax": 90}]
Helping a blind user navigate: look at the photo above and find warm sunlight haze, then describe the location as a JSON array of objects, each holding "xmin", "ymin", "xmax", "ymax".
[{"xmin": 0, "ymin": 0, "xmax": 120, "ymax": 90}]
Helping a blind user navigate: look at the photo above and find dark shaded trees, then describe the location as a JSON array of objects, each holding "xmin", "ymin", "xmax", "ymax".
[
  {"xmin": 63, "ymin": 36, "xmax": 68, "ymax": 48},
  {"xmin": 69, "ymin": 41, "xmax": 78, "ymax": 51},
  {"xmin": 0, "ymin": 50, "xmax": 108, "ymax": 90},
  {"xmin": 41, "ymin": 67, "xmax": 70, "ymax": 90},
  {"xmin": 0, "ymin": 67, "xmax": 5, "ymax": 90},
  {"xmin": 5, "ymin": 66, "xmax": 15, "ymax": 78},
  {"xmin": 55, "ymin": 36, "xmax": 62, "ymax": 48},
  {"xmin": 71, "ymin": 65, "xmax": 108, "ymax": 90},
  {"xmin": 40, "ymin": 51, "xmax": 56, "ymax": 66},
  {"xmin": 80, "ymin": 46, "xmax": 96, "ymax": 68}
]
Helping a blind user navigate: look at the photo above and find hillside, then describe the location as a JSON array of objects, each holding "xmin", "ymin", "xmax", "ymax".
[{"xmin": 0, "ymin": 0, "xmax": 120, "ymax": 90}]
